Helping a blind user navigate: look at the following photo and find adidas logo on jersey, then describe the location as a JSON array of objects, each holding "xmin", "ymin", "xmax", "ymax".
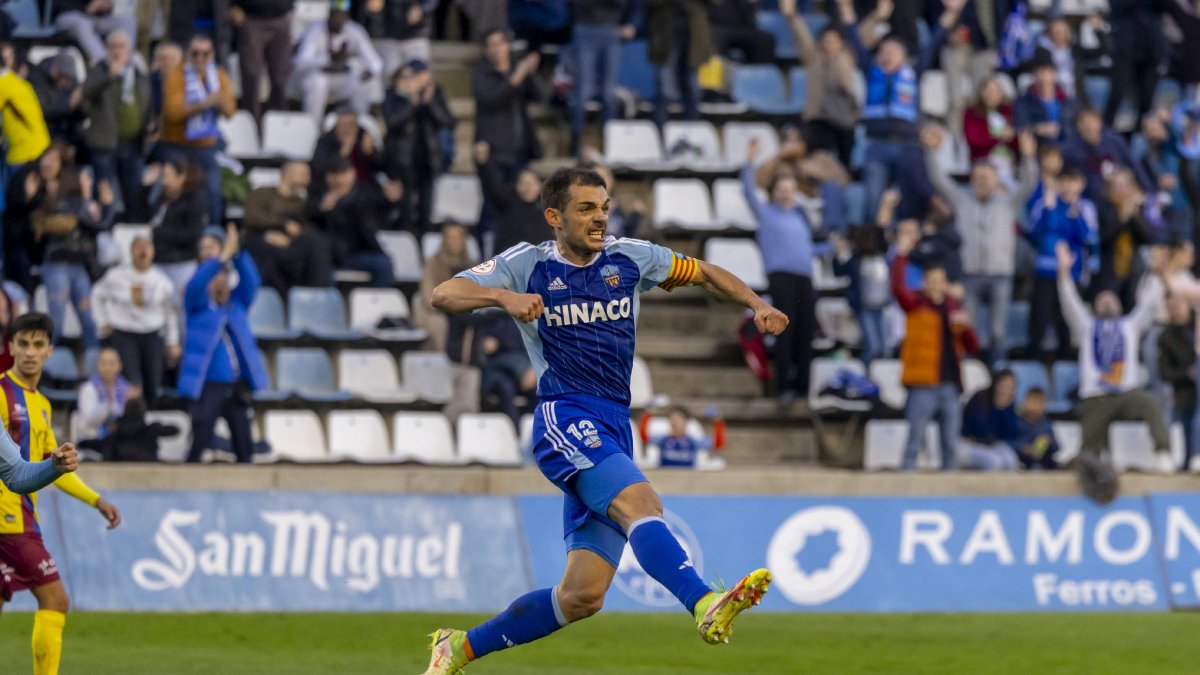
[
  {"xmin": 548, "ymin": 277, "xmax": 568, "ymax": 291},
  {"xmin": 543, "ymin": 297, "xmax": 632, "ymax": 327}
]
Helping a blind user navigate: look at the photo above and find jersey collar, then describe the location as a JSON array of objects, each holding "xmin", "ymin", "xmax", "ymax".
[
  {"xmin": 548, "ymin": 238, "xmax": 611, "ymax": 268},
  {"xmin": 3, "ymin": 370, "xmax": 35, "ymax": 392}
]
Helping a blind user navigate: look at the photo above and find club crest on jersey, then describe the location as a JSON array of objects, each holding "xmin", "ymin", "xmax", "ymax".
[{"xmin": 601, "ymin": 265, "xmax": 621, "ymax": 288}]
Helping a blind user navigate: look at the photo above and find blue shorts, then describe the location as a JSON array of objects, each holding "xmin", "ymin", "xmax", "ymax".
[{"xmin": 532, "ymin": 395, "xmax": 649, "ymax": 568}]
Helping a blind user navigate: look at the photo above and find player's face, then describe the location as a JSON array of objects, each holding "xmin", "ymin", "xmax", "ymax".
[
  {"xmin": 552, "ymin": 183, "xmax": 610, "ymax": 255},
  {"xmin": 10, "ymin": 330, "xmax": 52, "ymax": 381}
]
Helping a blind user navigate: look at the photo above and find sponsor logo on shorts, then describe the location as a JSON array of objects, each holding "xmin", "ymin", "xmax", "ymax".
[{"xmin": 37, "ymin": 557, "xmax": 57, "ymax": 578}]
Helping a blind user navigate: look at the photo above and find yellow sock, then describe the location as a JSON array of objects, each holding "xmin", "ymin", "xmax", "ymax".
[{"xmin": 31, "ymin": 609, "xmax": 65, "ymax": 675}]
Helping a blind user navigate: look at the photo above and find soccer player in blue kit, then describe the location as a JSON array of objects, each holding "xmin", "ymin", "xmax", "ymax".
[{"xmin": 424, "ymin": 168, "xmax": 789, "ymax": 673}]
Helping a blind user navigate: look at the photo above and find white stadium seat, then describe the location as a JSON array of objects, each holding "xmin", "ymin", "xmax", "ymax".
[
  {"xmin": 703, "ymin": 238, "xmax": 766, "ymax": 291},
  {"xmin": 219, "ymin": 110, "xmax": 261, "ymax": 158},
  {"xmin": 1109, "ymin": 422, "xmax": 1185, "ymax": 472},
  {"xmin": 630, "ymin": 355, "xmax": 654, "ymax": 408},
  {"xmin": 248, "ymin": 167, "xmax": 282, "ymax": 189},
  {"xmin": 421, "ymin": 231, "xmax": 482, "ymax": 262},
  {"xmin": 868, "ymin": 359, "xmax": 906, "ymax": 410},
  {"xmin": 401, "ymin": 351, "xmax": 455, "ymax": 404},
  {"xmin": 348, "ymin": 287, "xmax": 410, "ymax": 330},
  {"xmin": 864, "ymin": 420, "xmax": 942, "ymax": 470},
  {"xmin": 337, "ymin": 349, "xmax": 415, "ymax": 403},
  {"xmin": 111, "ymin": 223, "xmax": 151, "ymax": 266},
  {"xmin": 377, "ymin": 231, "xmax": 423, "ymax": 282},
  {"xmin": 712, "ymin": 178, "xmax": 759, "ymax": 230},
  {"xmin": 457, "ymin": 413, "xmax": 523, "ymax": 466},
  {"xmin": 327, "ymin": 410, "xmax": 393, "ymax": 462},
  {"xmin": 264, "ymin": 410, "xmax": 328, "ymax": 462},
  {"xmin": 519, "ymin": 413, "xmax": 535, "ymax": 454},
  {"xmin": 262, "ymin": 111, "xmax": 319, "ymax": 160},
  {"xmin": 291, "ymin": 0, "xmax": 330, "ymax": 41},
  {"xmin": 663, "ymin": 120, "xmax": 723, "ymax": 165},
  {"xmin": 808, "ymin": 357, "xmax": 871, "ymax": 412},
  {"xmin": 604, "ymin": 119, "xmax": 666, "ymax": 167},
  {"xmin": 146, "ymin": 411, "xmax": 191, "ymax": 463},
  {"xmin": 815, "ymin": 297, "xmax": 861, "ymax": 347},
  {"xmin": 1053, "ymin": 421, "xmax": 1081, "ymax": 465},
  {"xmin": 431, "ymin": 174, "xmax": 484, "ymax": 226},
  {"xmin": 812, "ymin": 257, "xmax": 849, "ymax": 292},
  {"xmin": 653, "ymin": 178, "xmax": 716, "ymax": 230},
  {"xmin": 393, "ymin": 412, "xmax": 458, "ymax": 464},
  {"xmin": 723, "ymin": 122, "xmax": 779, "ymax": 167},
  {"xmin": 920, "ymin": 70, "xmax": 950, "ymax": 118},
  {"xmin": 962, "ymin": 359, "xmax": 992, "ymax": 400}
]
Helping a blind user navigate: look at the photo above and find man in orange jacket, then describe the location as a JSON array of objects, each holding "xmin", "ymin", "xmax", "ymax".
[{"xmin": 891, "ymin": 223, "xmax": 980, "ymax": 471}]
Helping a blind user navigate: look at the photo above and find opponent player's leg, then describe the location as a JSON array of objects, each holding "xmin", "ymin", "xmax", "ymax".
[{"xmin": 30, "ymin": 580, "xmax": 69, "ymax": 675}]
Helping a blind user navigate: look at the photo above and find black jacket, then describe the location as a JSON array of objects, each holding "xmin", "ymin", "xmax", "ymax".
[
  {"xmin": 306, "ymin": 185, "xmax": 390, "ymax": 262},
  {"xmin": 357, "ymin": 0, "xmax": 434, "ymax": 41},
  {"xmin": 40, "ymin": 196, "xmax": 113, "ymax": 269},
  {"xmin": 471, "ymin": 60, "xmax": 543, "ymax": 168},
  {"xmin": 151, "ymin": 190, "xmax": 209, "ymax": 264},
  {"xmin": 1160, "ymin": 323, "xmax": 1197, "ymax": 415},
  {"xmin": 382, "ymin": 85, "xmax": 455, "ymax": 180},
  {"xmin": 477, "ymin": 158, "xmax": 548, "ymax": 254}
]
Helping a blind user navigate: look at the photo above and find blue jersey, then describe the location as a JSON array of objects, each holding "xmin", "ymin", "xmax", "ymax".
[
  {"xmin": 456, "ymin": 237, "xmax": 696, "ymax": 406},
  {"xmin": 653, "ymin": 434, "xmax": 710, "ymax": 468}
]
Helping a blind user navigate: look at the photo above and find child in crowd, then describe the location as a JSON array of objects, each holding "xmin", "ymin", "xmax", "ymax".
[
  {"xmin": 638, "ymin": 405, "xmax": 725, "ymax": 469},
  {"xmin": 1016, "ymin": 387, "xmax": 1061, "ymax": 469},
  {"xmin": 833, "ymin": 222, "xmax": 891, "ymax": 364}
]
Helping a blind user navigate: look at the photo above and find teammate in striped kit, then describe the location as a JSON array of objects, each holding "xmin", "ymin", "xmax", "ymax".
[{"xmin": 423, "ymin": 168, "xmax": 788, "ymax": 673}]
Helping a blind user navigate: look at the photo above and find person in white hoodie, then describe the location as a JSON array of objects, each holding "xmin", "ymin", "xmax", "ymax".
[
  {"xmin": 1056, "ymin": 240, "xmax": 1171, "ymax": 472},
  {"xmin": 91, "ymin": 236, "xmax": 180, "ymax": 405}
]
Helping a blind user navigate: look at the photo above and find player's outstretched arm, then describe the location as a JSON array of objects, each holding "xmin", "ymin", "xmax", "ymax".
[
  {"xmin": 0, "ymin": 434, "xmax": 78, "ymax": 495},
  {"xmin": 692, "ymin": 259, "xmax": 789, "ymax": 336},
  {"xmin": 432, "ymin": 277, "xmax": 544, "ymax": 322}
]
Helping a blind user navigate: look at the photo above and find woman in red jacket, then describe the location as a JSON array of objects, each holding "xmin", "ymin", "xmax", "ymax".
[{"xmin": 963, "ymin": 76, "xmax": 1018, "ymax": 164}]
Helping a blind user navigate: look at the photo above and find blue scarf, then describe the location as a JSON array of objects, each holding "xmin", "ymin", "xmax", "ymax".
[
  {"xmin": 183, "ymin": 62, "xmax": 220, "ymax": 141},
  {"xmin": 90, "ymin": 373, "xmax": 133, "ymax": 439},
  {"xmin": 1092, "ymin": 319, "xmax": 1126, "ymax": 393}
]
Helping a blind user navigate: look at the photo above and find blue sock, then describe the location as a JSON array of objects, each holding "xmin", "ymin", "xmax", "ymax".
[
  {"xmin": 627, "ymin": 516, "xmax": 712, "ymax": 613},
  {"xmin": 466, "ymin": 587, "xmax": 568, "ymax": 660}
]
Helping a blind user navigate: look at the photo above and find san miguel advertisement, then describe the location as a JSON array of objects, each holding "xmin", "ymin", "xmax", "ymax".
[{"xmin": 11, "ymin": 490, "xmax": 1200, "ymax": 612}]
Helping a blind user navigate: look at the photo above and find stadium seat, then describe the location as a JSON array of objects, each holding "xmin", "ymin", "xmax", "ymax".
[
  {"xmin": 377, "ymin": 231, "xmax": 423, "ymax": 283},
  {"xmin": 320, "ymin": 112, "xmax": 383, "ymax": 147},
  {"xmin": 44, "ymin": 350, "xmax": 79, "ymax": 381},
  {"xmin": 248, "ymin": 287, "xmax": 301, "ymax": 340},
  {"xmin": 754, "ymin": 11, "xmax": 797, "ymax": 60},
  {"xmin": 264, "ymin": 410, "xmax": 329, "ymax": 462},
  {"xmin": 1109, "ymin": 422, "xmax": 1182, "ymax": 472},
  {"xmin": 663, "ymin": 120, "xmax": 724, "ymax": 166},
  {"xmin": 248, "ymin": 167, "xmax": 282, "ymax": 189},
  {"xmin": 1052, "ymin": 421, "xmax": 1081, "ymax": 465},
  {"xmin": 712, "ymin": 178, "xmax": 759, "ymax": 230},
  {"xmin": 617, "ymin": 40, "xmax": 656, "ymax": 101},
  {"xmin": 401, "ymin": 351, "xmax": 454, "ymax": 404},
  {"xmin": 392, "ymin": 412, "xmax": 458, "ymax": 463},
  {"xmin": 723, "ymin": 122, "xmax": 779, "ymax": 167},
  {"xmin": 6, "ymin": 0, "xmax": 57, "ymax": 38},
  {"xmin": 630, "ymin": 355, "xmax": 654, "ymax": 409},
  {"xmin": 327, "ymin": 410, "xmax": 393, "ymax": 462},
  {"xmin": 812, "ymin": 257, "xmax": 849, "ymax": 292},
  {"xmin": 962, "ymin": 359, "xmax": 992, "ymax": 400},
  {"xmin": 28, "ymin": 46, "xmax": 86, "ymax": 82},
  {"xmin": 652, "ymin": 178, "xmax": 716, "ymax": 231},
  {"xmin": 261, "ymin": 112, "xmax": 319, "ymax": 160},
  {"xmin": 868, "ymin": 359, "xmax": 906, "ymax": 410},
  {"xmin": 420, "ymin": 232, "xmax": 482, "ymax": 262},
  {"xmin": 146, "ymin": 411, "xmax": 191, "ymax": 463},
  {"xmin": 111, "ymin": 224, "xmax": 151, "ymax": 266},
  {"xmin": 337, "ymin": 349, "xmax": 415, "ymax": 403},
  {"xmin": 864, "ymin": 420, "xmax": 942, "ymax": 470},
  {"xmin": 603, "ymin": 119, "xmax": 666, "ymax": 167},
  {"xmin": 808, "ymin": 357, "xmax": 871, "ymax": 412},
  {"xmin": 1006, "ymin": 360, "xmax": 1050, "ymax": 406},
  {"xmin": 1050, "ymin": 361, "xmax": 1080, "ymax": 414},
  {"xmin": 348, "ymin": 287, "xmax": 415, "ymax": 332},
  {"xmin": 32, "ymin": 285, "xmax": 82, "ymax": 339},
  {"xmin": 703, "ymin": 238, "xmax": 766, "ymax": 291},
  {"xmin": 843, "ymin": 182, "xmax": 866, "ymax": 224},
  {"xmin": 457, "ymin": 413, "xmax": 523, "ymax": 466},
  {"xmin": 275, "ymin": 347, "xmax": 352, "ymax": 402},
  {"xmin": 1005, "ymin": 301, "xmax": 1030, "ymax": 352},
  {"xmin": 920, "ymin": 70, "xmax": 950, "ymax": 118},
  {"xmin": 431, "ymin": 174, "xmax": 483, "ymax": 226},
  {"xmin": 628, "ymin": 419, "xmax": 654, "ymax": 468},
  {"xmin": 219, "ymin": 110, "xmax": 261, "ymax": 158},
  {"xmin": 252, "ymin": 348, "xmax": 289, "ymax": 402},
  {"xmin": 731, "ymin": 65, "xmax": 791, "ymax": 113},
  {"xmin": 815, "ymin": 297, "xmax": 861, "ymax": 347},
  {"xmin": 287, "ymin": 287, "xmax": 361, "ymax": 340},
  {"xmin": 787, "ymin": 68, "xmax": 809, "ymax": 111},
  {"xmin": 291, "ymin": 0, "xmax": 330, "ymax": 41},
  {"xmin": 519, "ymin": 413, "xmax": 534, "ymax": 454}
]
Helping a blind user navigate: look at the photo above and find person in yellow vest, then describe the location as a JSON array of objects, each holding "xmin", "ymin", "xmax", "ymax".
[
  {"xmin": 0, "ymin": 313, "xmax": 121, "ymax": 675},
  {"xmin": 0, "ymin": 42, "xmax": 51, "ymax": 167}
]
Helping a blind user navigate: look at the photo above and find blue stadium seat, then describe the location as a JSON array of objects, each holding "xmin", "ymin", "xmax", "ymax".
[
  {"xmin": 42, "ymin": 350, "xmax": 79, "ymax": 402},
  {"xmin": 5, "ymin": 0, "xmax": 57, "ymax": 38},
  {"xmin": 731, "ymin": 66, "xmax": 794, "ymax": 114},
  {"xmin": 1050, "ymin": 361, "xmax": 1080, "ymax": 414},
  {"xmin": 287, "ymin": 287, "xmax": 362, "ymax": 340},
  {"xmin": 275, "ymin": 348, "xmax": 351, "ymax": 402},
  {"xmin": 1084, "ymin": 76, "xmax": 1110, "ymax": 112},
  {"xmin": 252, "ymin": 348, "xmax": 288, "ymax": 402},
  {"xmin": 755, "ymin": 11, "xmax": 798, "ymax": 60},
  {"xmin": 1005, "ymin": 301, "xmax": 1030, "ymax": 353},
  {"xmin": 843, "ymin": 182, "xmax": 866, "ymax": 224},
  {"xmin": 788, "ymin": 67, "xmax": 808, "ymax": 111},
  {"xmin": 617, "ymin": 40, "xmax": 656, "ymax": 101},
  {"xmin": 1005, "ymin": 360, "xmax": 1050, "ymax": 406},
  {"xmin": 249, "ymin": 287, "xmax": 301, "ymax": 340}
]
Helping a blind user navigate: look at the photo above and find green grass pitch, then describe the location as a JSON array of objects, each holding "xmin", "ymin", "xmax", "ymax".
[{"xmin": 0, "ymin": 611, "xmax": 1193, "ymax": 674}]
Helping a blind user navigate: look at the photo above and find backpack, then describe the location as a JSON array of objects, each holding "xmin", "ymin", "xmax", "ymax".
[{"xmin": 820, "ymin": 369, "xmax": 880, "ymax": 402}]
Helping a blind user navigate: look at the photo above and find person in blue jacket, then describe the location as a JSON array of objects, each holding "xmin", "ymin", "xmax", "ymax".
[{"xmin": 179, "ymin": 224, "xmax": 268, "ymax": 463}]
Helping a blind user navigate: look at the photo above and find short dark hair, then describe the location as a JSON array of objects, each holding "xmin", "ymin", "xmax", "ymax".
[
  {"xmin": 324, "ymin": 155, "xmax": 355, "ymax": 176},
  {"xmin": 541, "ymin": 167, "xmax": 606, "ymax": 213},
  {"xmin": 668, "ymin": 405, "xmax": 691, "ymax": 419},
  {"xmin": 1037, "ymin": 143, "xmax": 1062, "ymax": 160},
  {"xmin": 481, "ymin": 28, "xmax": 508, "ymax": 46},
  {"xmin": 1058, "ymin": 167, "xmax": 1085, "ymax": 182},
  {"xmin": 993, "ymin": 368, "xmax": 1016, "ymax": 384},
  {"xmin": 1025, "ymin": 387, "xmax": 1046, "ymax": 398},
  {"xmin": 9, "ymin": 313, "xmax": 53, "ymax": 342}
]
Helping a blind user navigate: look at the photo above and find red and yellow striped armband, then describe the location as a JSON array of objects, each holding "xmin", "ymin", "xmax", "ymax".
[{"xmin": 658, "ymin": 252, "xmax": 699, "ymax": 291}]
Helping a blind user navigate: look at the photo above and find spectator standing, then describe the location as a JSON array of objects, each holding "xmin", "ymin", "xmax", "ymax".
[
  {"xmin": 1029, "ymin": 15, "xmax": 1108, "ymax": 106},
  {"xmin": 474, "ymin": 141, "xmax": 546, "ymax": 254},
  {"xmin": 472, "ymin": 30, "xmax": 543, "ymax": 180},
  {"xmin": 291, "ymin": 2, "xmax": 383, "ymax": 126},
  {"xmin": 28, "ymin": 52, "xmax": 85, "ymax": 148},
  {"xmin": 743, "ymin": 139, "xmax": 828, "ymax": 401},
  {"xmin": 1105, "ymin": 0, "xmax": 1166, "ymax": 128},
  {"xmin": 960, "ymin": 369, "xmax": 1021, "ymax": 472},
  {"xmin": 568, "ymin": 0, "xmax": 639, "ymax": 155},
  {"xmin": 383, "ymin": 60, "xmax": 454, "ymax": 234},
  {"xmin": 358, "ymin": 0, "xmax": 438, "ymax": 82},
  {"xmin": 91, "ymin": 237, "xmax": 180, "ymax": 405},
  {"xmin": 1014, "ymin": 59, "xmax": 1074, "ymax": 144},
  {"xmin": 168, "ymin": 0, "xmax": 234, "ymax": 65},
  {"xmin": 150, "ymin": 158, "xmax": 209, "ymax": 292},
  {"xmin": 754, "ymin": 127, "xmax": 851, "ymax": 233},
  {"xmin": 51, "ymin": 0, "xmax": 138, "ymax": 65},
  {"xmin": 832, "ymin": 217, "xmax": 891, "ymax": 365},
  {"xmin": 1096, "ymin": 169, "xmax": 1156, "ymax": 309},
  {"xmin": 243, "ymin": 161, "xmax": 334, "ymax": 294},
  {"xmin": 4, "ymin": 144, "xmax": 70, "ymax": 293},
  {"xmin": 707, "ymin": 0, "xmax": 776, "ymax": 65},
  {"xmin": 840, "ymin": 0, "xmax": 964, "ymax": 221},
  {"xmin": 161, "ymin": 34, "xmax": 236, "ymax": 226},
  {"xmin": 306, "ymin": 157, "xmax": 398, "ymax": 287},
  {"xmin": 1056, "ymin": 241, "xmax": 1172, "ymax": 472},
  {"xmin": 1016, "ymin": 388, "xmax": 1060, "ymax": 469},
  {"xmin": 417, "ymin": 222, "xmax": 476, "ymax": 351},
  {"xmin": 0, "ymin": 43, "xmax": 50, "ymax": 170},
  {"xmin": 647, "ymin": 0, "xmax": 712, "ymax": 128},
  {"xmin": 962, "ymin": 76, "xmax": 1017, "ymax": 166},
  {"xmin": 76, "ymin": 347, "xmax": 137, "ymax": 443},
  {"xmin": 1062, "ymin": 108, "xmax": 1153, "ymax": 203},
  {"xmin": 148, "ymin": 42, "xmax": 182, "ymax": 133},
  {"xmin": 135, "ymin": 0, "xmax": 169, "ymax": 58},
  {"xmin": 82, "ymin": 30, "xmax": 152, "ymax": 220},
  {"xmin": 924, "ymin": 127, "xmax": 1038, "ymax": 364},
  {"xmin": 891, "ymin": 224, "xmax": 980, "ymax": 471},
  {"xmin": 1158, "ymin": 291, "xmax": 1196, "ymax": 471},
  {"xmin": 231, "ymin": 0, "xmax": 294, "ymax": 121},
  {"xmin": 179, "ymin": 226, "xmax": 268, "ymax": 463}
]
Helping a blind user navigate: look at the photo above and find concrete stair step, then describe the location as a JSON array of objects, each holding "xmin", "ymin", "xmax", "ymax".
[
  {"xmin": 669, "ymin": 396, "xmax": 809, "ymax": 423},
  {"xmin": 646, "ymin": 362, "xmax": 763, "ymax": 398},
  {"xmin": 721, "ymin": 426, "xmax": 819, "ymax": 465},
  {"xmin": 637, "ymin": 333, "xmax": 741, "ymax": 361}
]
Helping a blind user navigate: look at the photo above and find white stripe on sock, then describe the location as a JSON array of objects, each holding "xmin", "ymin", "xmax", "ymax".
[
  {"xmin": 550, "ymin": 586, "xmax": 569, "ymax": 626},
  {"xmin": 625, "ymin": 515, "xmax": 666, "ymax": 538}
]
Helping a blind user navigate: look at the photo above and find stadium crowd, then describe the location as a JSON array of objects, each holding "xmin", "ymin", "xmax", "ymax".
[{"xmin": 0, "ymin": 0, "xmax": 1196, "ymax": 472}]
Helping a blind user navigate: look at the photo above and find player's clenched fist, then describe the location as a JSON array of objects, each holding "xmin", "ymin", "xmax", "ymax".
[
  {"xmin": 500, "ymin": 291, "xmax": 545, "ymax": 323},
  {"xmin": 754, "ymin": 305, "xmax": 789, "ymax": 336},
  {"xmin": 51, "ymin": 443, "xmax": 79, "ymax": 474}
]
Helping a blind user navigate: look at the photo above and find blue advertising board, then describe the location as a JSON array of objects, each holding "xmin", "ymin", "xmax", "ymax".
[
  {"xmin": 520, "ymin": 494, "xmax": 1170, "ymax": 612},
  {"xmin": 17, "ymin": 491, "xmax": 530, "ymax": 612},
  {"xmin": 1144, "ymin": 492, "xmax": 1200, "ymax": 609}
]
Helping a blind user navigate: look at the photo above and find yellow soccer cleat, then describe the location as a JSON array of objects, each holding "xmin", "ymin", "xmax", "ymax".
[
  {"xmin": 423, "ymin": 628, "xmax": 470, "ymax": 675},
  {"xmin": 694, "ymin": 568, "xmax": 771, "ymax": 645}
]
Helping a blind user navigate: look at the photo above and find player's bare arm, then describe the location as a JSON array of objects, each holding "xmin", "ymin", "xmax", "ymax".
[
  {"xmin": 690, "ymin": 259, "xmax": 789, "ymax": 336},
  {"xmin": 431, "ymin": 277, "xmax": 544, "ymax": 322},
  {"xmin": 96, "ymin": 497, "xmax": 121, "ymax": 529}
]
